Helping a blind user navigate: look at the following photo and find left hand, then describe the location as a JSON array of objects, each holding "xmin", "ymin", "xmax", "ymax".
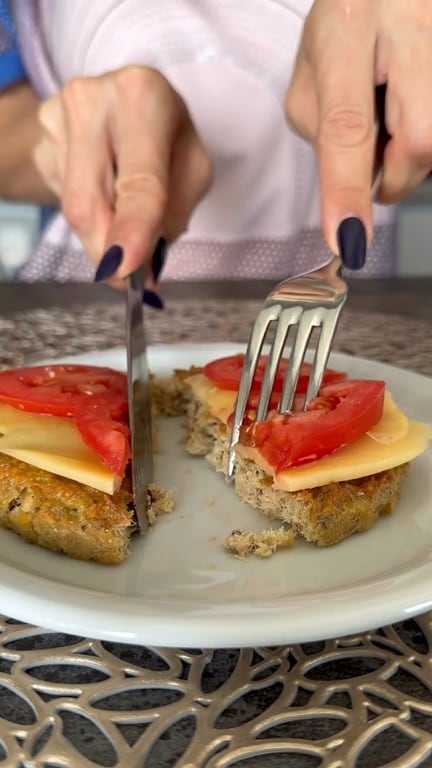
[
  {"xmin": 34, "ymin": 66, "xmax": 212, "ymax": 284},
  {"xmin": 285, "ymin": 0, "xmax": 432, "ymax": 253}
]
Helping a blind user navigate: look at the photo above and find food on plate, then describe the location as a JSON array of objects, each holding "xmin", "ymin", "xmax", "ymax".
[
  {"xmin": 224, "ymin": 526, "xmax": 296, "ymax": 558},
  {"xmin": 172, "ymin": 353, "xmax": 431, "ymax": 551},
  {"xmin": 1, "ymin": 355, "xmax": 429, "ymax": 563},
  {"xmin": 0, "ymin": 364, "xmax": 172, "ymax": 564}
]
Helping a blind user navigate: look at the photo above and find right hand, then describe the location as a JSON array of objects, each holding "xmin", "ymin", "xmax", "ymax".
[
  {"xmin": 285, "ymin": 0, "xmax": 432, "ymax": 257},
  {"xmin": 34, "ymin": 66, "xmax": 212, "ymax": 282}
]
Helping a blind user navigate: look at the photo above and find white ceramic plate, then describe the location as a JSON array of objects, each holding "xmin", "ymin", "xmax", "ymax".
[{"xmin": 0, "ymin": 343, "xmax": 431, "ymax": 647}]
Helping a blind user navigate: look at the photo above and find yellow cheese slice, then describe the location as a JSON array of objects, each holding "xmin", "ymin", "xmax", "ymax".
[
  {"xmin": 192, "ymin": 379, "xmax": 236, "ymax": 424},
  {"xmin": 238, "ymin": 420, "xmax": 431, "ymax": 491},
  {"xmin": 367, "ymin": 392, "xmax": 409, "ymax": 443},
  {"xmin": 0, "ymin": 403, "xmax": 120, "ymax": 494},
  {"xmin": 187, "ymin": 373, "xmax": 432, "ymax": 491}
]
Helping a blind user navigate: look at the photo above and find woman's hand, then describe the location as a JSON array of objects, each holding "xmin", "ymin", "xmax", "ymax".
[
  {"xmin": 34, "ymin": 66, "xmax": 212, "ymax": 282},
  {"xmin": 285, "ymin": 0, "xmax": 432, "ymax": 255}
]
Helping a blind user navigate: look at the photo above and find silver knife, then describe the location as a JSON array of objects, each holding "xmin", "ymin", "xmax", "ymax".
[{"xmin": 126, "ymin": 264, "xmax": 153, "ymax": 534}]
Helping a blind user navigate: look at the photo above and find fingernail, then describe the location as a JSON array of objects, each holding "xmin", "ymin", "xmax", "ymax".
[
  {"xmin": 151, "ymin": 237, "xmax": 167, "ymax": 281},
  {"xmin": 94, "ymin": 244, "xmax": 123, "ymax": 282},
  {"xmin": 143, "ymin": 289, "xmax": 164, "ymax": 310},
  {"xmin": 337, "ymin": 217, "xmax": 367, "ymax": 270}
]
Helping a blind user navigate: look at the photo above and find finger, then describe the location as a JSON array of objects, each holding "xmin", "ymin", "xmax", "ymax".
[
  {"xmin": 377, "ymin": 153, "xmax": 430, "ymax": 203},
  {"xmin": 37, "ymin": 97, "xmax": 68, "ymax": 195},
  {"xmin": 60, "ymin": 78, "xmax": 115, "ymax": 262},
  {"xmin": 311, "ymin": 11, "xmax": 376, "ymax": 252},
  {"xmin": 39, "ymin": 96, "xmax": 67, "ymax": 142},
  {"xmin": 375, "ymin": 126, "xmax": 431, "ymax": 204},
  {"xmin": 163, "ymin": 126, "xmax": 212, "ymax": 241},
  {"xmin": 106, "ymin": 68, "xmax": 186, "ymax": 277},
  {"xmin": 33, "ymin": 136, "xmax": 63, "ymax": 197},
  {"xmin": 376, "ymin": 32, "xmax": 432, "ymax": 202},
  {"xmin": 285, "ymin": 46, "xmax": 318, "ymax": 142}
]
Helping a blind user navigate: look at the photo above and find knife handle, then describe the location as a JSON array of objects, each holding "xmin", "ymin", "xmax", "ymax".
[{"xmin": 372, "ymin": 84, "xmax": 390, "ymax": 196}]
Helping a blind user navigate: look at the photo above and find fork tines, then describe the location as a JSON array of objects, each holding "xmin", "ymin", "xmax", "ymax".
[{"xmin": 228, "ymin": 256, "xmax": 347, "ymax": 477}]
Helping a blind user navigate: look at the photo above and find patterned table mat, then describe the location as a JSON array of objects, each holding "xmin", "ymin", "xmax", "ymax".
[{"xmin": 0, "ymin": 300, "xmax": 431, "ymax": 768}]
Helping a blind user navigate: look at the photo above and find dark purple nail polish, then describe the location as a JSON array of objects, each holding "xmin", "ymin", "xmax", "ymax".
[
  {"xmin": 143, "ymin": 289, "xmax": 164, "ymax": 310},
  {"xmin": 151, "ymin": 237, "xmax": 167, "ymax": 281},
  {"xmin": 337, "ymin": 217, "xmax": 367, "ymax": 270},
  {"xmin": 94, "ymin": 244, "xmax": 123, "ymax": 282}
]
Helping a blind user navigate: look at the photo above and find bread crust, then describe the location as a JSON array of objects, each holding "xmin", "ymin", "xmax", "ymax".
[
  {"xmin": 182, "ymin": 378, "xmax": 409, "ymax": 547},
  {"xmin": 0, "ymin": 453, "xmax": 135, "ymax": 564}
]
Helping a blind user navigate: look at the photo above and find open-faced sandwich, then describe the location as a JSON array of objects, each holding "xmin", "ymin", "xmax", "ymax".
[
  {"xmin": 0, "ymin": 364, "xmax": 171, "ymax": 564},
  {"xmin": 177, "ymin": 354, "xmax": 431, "ymax": 553},
  {"xmin": 1, "ymin": 355, "xmax": 430, "ymax": 563}
]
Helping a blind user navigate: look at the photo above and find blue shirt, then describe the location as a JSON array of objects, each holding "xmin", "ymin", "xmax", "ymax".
[
  {"xmin": 0, "ymin": 4, "xmax": 55, "ymax": 232},
  {"xmin": 0, "ymin": 0, "xmax": 26, "ymax": 89}
]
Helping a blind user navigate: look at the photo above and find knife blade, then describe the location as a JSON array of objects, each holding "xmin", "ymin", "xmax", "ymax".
[{"xmin": 126, "ymin": 264, "xmax": 153, "ymax": 535}]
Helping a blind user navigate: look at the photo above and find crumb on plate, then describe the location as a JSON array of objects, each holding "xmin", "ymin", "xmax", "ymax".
[
  {"xmin": 224, "ymin": 527, "xmax": 296, "ymax": 559},
  {"xmin": 147, "ymin": 484, "xmax": 175, "ymax": 525}
]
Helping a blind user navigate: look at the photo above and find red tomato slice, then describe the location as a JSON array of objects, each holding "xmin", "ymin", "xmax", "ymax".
[
  {"xmin": 203, "ymin": 354, "xmax": 346, "ymax": 394},
  {"xmin": 73, "ymin": 394, "xmax": 131, "ymax": 477},
  {"xmin": 241, "ymin": 379, "xmax": 385, "ymax": 472},
  {"xmin": 0, "ymin": 364, "xmax": 131, "ymax": 477},
  {"xmin": 0, "ymin": 365, "xmax": 127, "ymax": 416}
]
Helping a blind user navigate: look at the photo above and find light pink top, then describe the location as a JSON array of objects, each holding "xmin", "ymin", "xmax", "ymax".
[{"xmin": 15, "ymin": 0, "xmax": 397, "ymax": 281}]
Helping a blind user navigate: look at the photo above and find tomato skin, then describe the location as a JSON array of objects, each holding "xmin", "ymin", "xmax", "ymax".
[
  {"xmin": 241, "ymin": 379, "xmax": 385, "ymax": 472},
  {"xmin": 203, "ymin": 354, "xmax": 346, "ymax": 394},
  {"xmin": 74, "ymin": 394, "xmax": 131, "ymax": 476},
  {"xmin": 0, "ymin": 365, "xmax": 127, "ymax": 416},
  {"xmin": 0, "ymin": 365, "xmax": 131, "ymax": 477}
]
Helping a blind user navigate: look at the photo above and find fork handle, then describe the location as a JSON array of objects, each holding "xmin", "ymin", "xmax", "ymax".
[{"xmin": 373, "ymin": 84, "xmax": 390, "ymax": 192}]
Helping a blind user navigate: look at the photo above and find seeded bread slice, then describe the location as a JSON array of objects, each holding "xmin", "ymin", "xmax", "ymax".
[
  {"xmin": 181, "ymin": 375, "xmax": 409, "ymax": 547},
  {"xmin": 0, "ymin": 453, "xmax": 174, "ymax": 564},
  {"xmin": 0, "ymin": 453, "xmax": 135, "ymax": 563}
]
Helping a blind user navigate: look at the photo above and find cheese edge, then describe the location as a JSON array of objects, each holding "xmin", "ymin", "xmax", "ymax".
[{"xmin": 186, "ymin": 373, "xmax": 432, "ymax": 491}]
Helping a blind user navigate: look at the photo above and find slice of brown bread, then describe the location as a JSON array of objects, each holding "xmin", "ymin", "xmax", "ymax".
[
  {"xmin": 0, "ymin": 453, "xmax": 173, "ymax": 564},
  {"xmin": 181, "ymin": 374, "xmax": 409, "ymax": 547},
  {"xmin": 0, "ymin": 452, "xmax": 135, "ymax": 563}
]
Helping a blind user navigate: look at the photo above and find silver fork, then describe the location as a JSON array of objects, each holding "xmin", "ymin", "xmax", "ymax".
[
  {"xmin": 227, "ymin": 85, "xmax": 389, "ymax": 477},
  {"xmin": 227, "ymin": 255, "xmax": 347, "ymax": 477}
]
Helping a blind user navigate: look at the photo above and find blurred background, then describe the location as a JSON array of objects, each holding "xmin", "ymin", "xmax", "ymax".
[
  {"xmin": 0, "ymin": 182, "xmax": 431, "ymax": 279},
  {"xmin": 0, "ymin": 200, "xmax": 39, "ymax": 279}
]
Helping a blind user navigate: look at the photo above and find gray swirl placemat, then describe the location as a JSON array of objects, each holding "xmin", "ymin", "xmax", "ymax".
[{"xmin": 0, "ymin": 300, "xmax": 431, "ymax": 768}]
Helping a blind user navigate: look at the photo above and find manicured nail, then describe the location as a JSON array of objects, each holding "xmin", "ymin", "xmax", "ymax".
[
  {"xmin": 151, "ymin": 237, "xmax": 167, "ymax": 282},
  {"xmin": 94, "ymin": 245, "xmax": 123, "ymax": 282},
  {"xmin": 143, "ymin": 289, "xmax": 164, "ymax": 310},
  {"xmin": 337, "ymin": 217, "xmax": 367, "ymax": 270}
]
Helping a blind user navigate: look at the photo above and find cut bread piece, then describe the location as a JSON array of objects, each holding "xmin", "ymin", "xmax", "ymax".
[
  {"xmin": 0, "ymin": 453, "xmax": 173, "ymax": 564},
  {"xmin": 0, "ymin": 391, "xmax": 176, "ymax": 563},
  {"xmin": 175, "ymin": 368, "xmax": 430, "ymax": 547}
]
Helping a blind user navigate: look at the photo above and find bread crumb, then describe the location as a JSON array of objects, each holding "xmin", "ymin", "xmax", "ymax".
[
  {"xmin": 147, "ymin": 484, "xmax": 175, "ymax": 525},
  {"xmin": 150, "ymin": 369, "xmax": 197, "ymax": 417},
  {"xmin": 224, "ymin": 527, "xmax": 296, "ymax": 559}
]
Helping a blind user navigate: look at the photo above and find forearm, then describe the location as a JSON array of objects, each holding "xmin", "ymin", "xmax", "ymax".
[{"xmin": 0, "ymin": 82, "xmax": 57, "ymax": 205}]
